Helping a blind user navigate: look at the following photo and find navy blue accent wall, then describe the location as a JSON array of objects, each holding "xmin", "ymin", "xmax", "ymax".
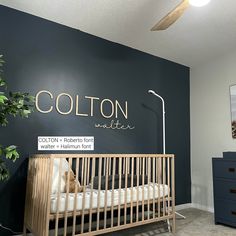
[{"xmin": 0, "ymin": 5, "xmax": 190, "ymax": 235}]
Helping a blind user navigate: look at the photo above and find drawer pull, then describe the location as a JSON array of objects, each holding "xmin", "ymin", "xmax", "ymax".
[
  {"xmin": 230, "ymin": 189, "xmax": 236, "ymax": 194},
  {"xmin": 232, "ymin": 211, "xmax": 236, "ymax": 216},
  {"xmin": 229, "ymin": 168, "xmax": 235, "ymax": 172}
]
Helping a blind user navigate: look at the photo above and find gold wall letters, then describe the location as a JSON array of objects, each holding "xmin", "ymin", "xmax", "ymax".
[
  {"xmin": 56, "ymin": 93, "xmax": 73, "ymax": 115},
  {"xmin": 35, "ymin": 90, "xmax": 53, "ymax": 113},
  {"xmin": 35, "ymin": 90, "xmax": 128, "ymax": 120}
]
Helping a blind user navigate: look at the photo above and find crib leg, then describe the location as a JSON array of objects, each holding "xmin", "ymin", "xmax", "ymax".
[
  {"xmin": 23, "ymin": 224, "xmax": 27, "ymax": 236},
  {"xmin": 172, "ymin": 215, "xmax": 176, "ymax": 235},
  {"xmin": 167, "ymin": 219, "xmax": 171, "ymax": 233}
]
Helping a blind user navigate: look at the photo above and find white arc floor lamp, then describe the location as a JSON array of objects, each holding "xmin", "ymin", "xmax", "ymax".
[{"xmin": 148, "ymin": 89, "xmax": 186, "ymax": 219}]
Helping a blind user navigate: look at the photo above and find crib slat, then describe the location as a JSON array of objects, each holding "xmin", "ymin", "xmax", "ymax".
[
  {"xmin": 40, "ymin": 158, "xmax": 45, "ymax": 235},
  {"xmin": 136, "ymin": 157, "xmax": 140, "ymax": 222},
  {"xmin": 81, "ymin": 158, "xmax": 84, "ymax": 186},
  {"xmin": 54, "ymin": 158, "xmax": 62, "ymax": 236},
  {"xmin": 96, "ymin": 158, "xmax": 102, "ymax": 231},
  {"xmin": 167, "ymin": 157, "xmax": 170, "ymax": 216},
  {"xmin": 89, "ymin": 158, "xmax": 95, "ymax": 232},
  {"xmin": 152, "ymin": 158, "xmax": 155, "ymax": 219},
  {"xmin": 87, "ymin": 157, "xmax": 90, "ymax": 185},
  {"xmin": 142, "ymin": 158, "xmax": 145, "ymax": 221},
  {"xmin": 146, "ymin": 158, "xmax": 148, "ymax": 179},
  {"xmin": 104, "ymin": 157, "xmax": 109, "ymax": 229},
  {"xmin": 46, "ymin": 157, "xmax": 54, "ymax": 236},
  {"xmin": 163, "ymin": 157, "xmax": 166, "ymax": 217},
  {"xmin": 127, "ymin": 156, "xmax": 130, "ymax": 175},
  {"xmin": 72, "ymin": 157, "xmax": 80, "ymax": 236},
  {"xmin": 108, "ymin": 157, "xmax": 111, "ymax": 175},
  {"xmin": 103, "ymin": 157, "xmax": 106, "ymax": 176},
  {"xmin": 63, "ymin": 158, "xmax": 72, "ymax": 236},
  {"xmin": 118, "ymin": 157, "xmax": 122, "ymax": 226},
  {"xmin": 123, "ymin": 158, "xmax": 125, "ymax": 175},
  {"xmin": 34, "ymin": 158, "xmax": 39, "ymax": 234},
  {"xmin": 147, "ymin": 157, "xmax": 150, "ymax": 220},
  {"xmin": 42, "ymin": 158, "xmax": 49, "ymax": 236},
  {"xmin": 157, "ymin": 158, "xmax": 161, "ymax": 218},
  {"xmin": 81, "ymin": 157, "xmax": 88, "ymax": 234},
  {"xmin": 30, "ymin": 159, "xmax": 36, "ymax": 227},
  {"xmin": 124, "ymin": 157, "xmax": 128, "ymax": 225},
  {"xmin": 111, "ymin": 157, "xmax": 116, "ymax": 227},
  {"xmin": 172, "ymin": 156, "xmax": 176, "ymax": 233},
  {"xmin": 130, "ymin": 157, "xmax": 134, "ymax": 224},
  {"xmin": 38, "ymin": 158, "xmax": 44, "ymax": 234}
]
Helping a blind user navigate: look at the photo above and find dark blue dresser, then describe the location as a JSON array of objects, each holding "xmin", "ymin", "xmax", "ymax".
[{"xmin": 212, "ymin": 152, "xmax": 236, "ymax": 227}]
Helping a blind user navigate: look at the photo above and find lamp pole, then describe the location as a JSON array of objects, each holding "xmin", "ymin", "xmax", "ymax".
[
  {"xmin": 148, "ymin": 90, "xmax": 165, "ymax": 154},
  {"xmin": 148, "ymin": 89, "xmax": 186, "ymax": 219}
]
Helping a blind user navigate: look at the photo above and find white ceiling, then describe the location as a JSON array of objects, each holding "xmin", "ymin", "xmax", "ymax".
[{"xmin": 0, "ymin": 0, "xmax": 236, "ymax": 68}]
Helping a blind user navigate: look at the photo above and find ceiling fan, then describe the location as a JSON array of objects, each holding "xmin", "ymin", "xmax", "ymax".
[{"xmin": 151, "ymin": 0, "xmax": 211, "ymax": 31}]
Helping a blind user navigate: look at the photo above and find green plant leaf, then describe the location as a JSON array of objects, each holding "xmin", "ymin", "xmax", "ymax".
[
  {"xmin": 0, "ymin": 161, "xmax": 9, "ymax": 181},
  {"xmin": 0, "ymin": 79, "xmax": 6, "ymax": 87},
  {"xmin": 0, "ymin": 94, "xmax": 8, "ymax": 104},
  {"xmin": 0, "ymin": 54, "xmax": 35, "ymax": 181},
  {"xmin": 4, "ymin": 145, "xmax": 19, "ymax": 162}
]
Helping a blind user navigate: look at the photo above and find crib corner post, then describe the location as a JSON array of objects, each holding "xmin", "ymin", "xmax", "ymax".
[
  {"xmin": 23, "ymin": 224, "xmax": 27, "ymax": 236},
  {"xmin": 45, "ymin": 156, "xmax": 54, "ymax": 236},
  {"xmin": 171, "ymin": 155, "xmax": 176, "ymax": 235}
]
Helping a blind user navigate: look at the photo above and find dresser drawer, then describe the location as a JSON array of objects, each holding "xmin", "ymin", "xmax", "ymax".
[
  {"xmin": 214, "ymin": 179, "xmax": 236, "ymax": 201},
  {"xmin": 213, "ymin": 160, "xmax": 236, "ymax": 179},
  {"xmin": 215, "ymin": 199, "xmax": 236, "ymax": 224}
]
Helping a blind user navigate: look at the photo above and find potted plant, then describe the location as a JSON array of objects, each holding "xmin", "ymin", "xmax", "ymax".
[{"xmin": 0, "ymin": 54, "xmax": 35, "ymax": 181}]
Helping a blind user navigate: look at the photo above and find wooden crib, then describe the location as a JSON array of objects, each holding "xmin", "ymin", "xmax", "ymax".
[{"xmin": 23, "ymin": 154, "xmax": 175, "ymax": 236}]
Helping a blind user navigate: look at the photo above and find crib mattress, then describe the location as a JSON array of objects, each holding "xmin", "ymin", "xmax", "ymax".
[{"xmin": 50, "ymin": 183, "xmax": 169, "ymax": 213}]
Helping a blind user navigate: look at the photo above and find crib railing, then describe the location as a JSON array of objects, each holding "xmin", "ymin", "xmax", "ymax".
[{"xmin": 23, "ymin": 154, "xmax": 175, "ymax": 236}]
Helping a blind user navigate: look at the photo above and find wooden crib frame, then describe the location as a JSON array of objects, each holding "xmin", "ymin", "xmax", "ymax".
[{"xmin": 23, "ymin": 154, "xmax": 175, "ymax": 236}]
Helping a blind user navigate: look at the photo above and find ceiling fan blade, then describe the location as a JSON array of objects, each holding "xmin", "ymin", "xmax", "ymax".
[{"xmin": 151, "ymin": 0, "xmax": 189, "ymax": 31}]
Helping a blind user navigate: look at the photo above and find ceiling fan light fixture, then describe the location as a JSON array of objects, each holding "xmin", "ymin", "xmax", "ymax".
[{"xmin": 189, "ymin": 0, "xmax": 211, "ymax": 7}]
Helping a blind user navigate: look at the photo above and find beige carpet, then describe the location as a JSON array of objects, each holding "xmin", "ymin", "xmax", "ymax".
[
  {"xmin": 21, "ymin": 208, "xmax": 236, "ymax": 235},
  {"xmin": 105, "ymin": 208, "xmax": 236, "ymax": 236}
]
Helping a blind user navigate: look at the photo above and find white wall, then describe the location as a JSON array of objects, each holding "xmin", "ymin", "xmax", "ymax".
[{"xmin": 191, "ymin": 50, "xmax": 236, "ymax": 212}]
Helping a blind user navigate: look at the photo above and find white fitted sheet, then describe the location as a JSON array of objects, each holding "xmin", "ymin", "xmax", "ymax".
[{"xmin": 50, "ymin": 183, "xmax": 169, "ymax": 213}]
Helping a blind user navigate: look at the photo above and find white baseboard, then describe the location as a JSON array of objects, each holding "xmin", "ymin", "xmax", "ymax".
[
  {"xmin": 191, "ymin": 203, "xmax": 214, "ymax": 213},
  {"xmin": 175, "ymin": 203, "xmax": 193, "ymax": 211},
  {"xmin": 175, "ymin": 203, "xmax": 214, "ymax": 213}
]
